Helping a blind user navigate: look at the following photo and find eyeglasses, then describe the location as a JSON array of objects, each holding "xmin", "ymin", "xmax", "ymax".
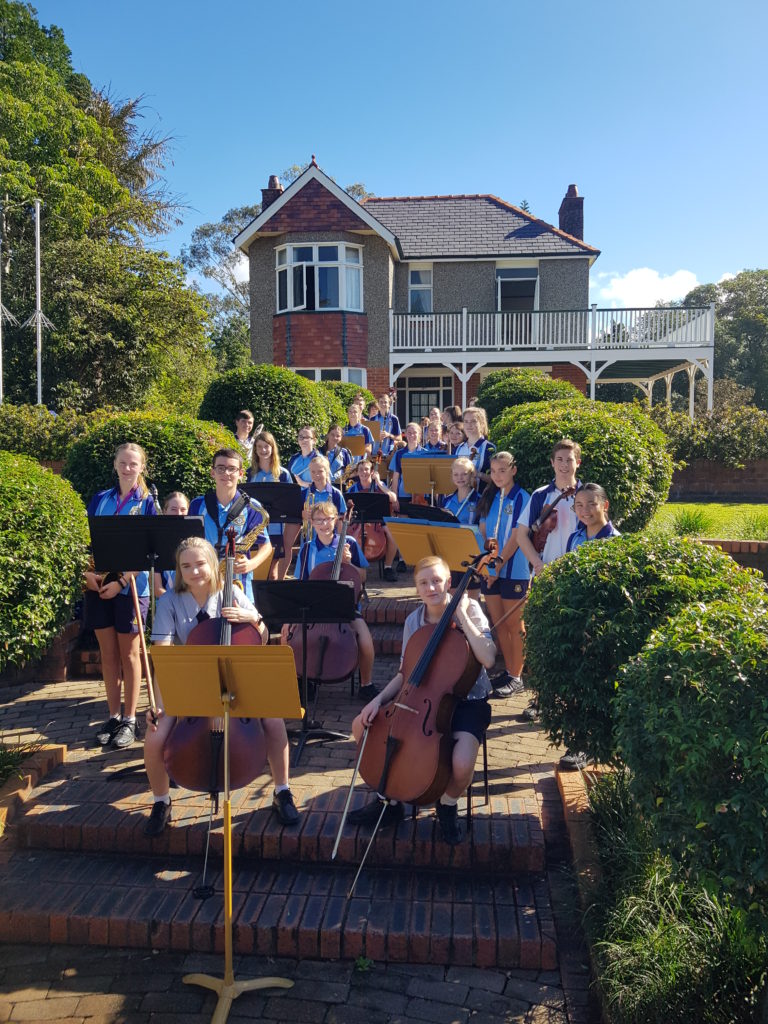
[
  {"xmin": 213, "ymin": 465, "xmax": 240, "ymax": 475},
  {"xmin": 312, "ymin": 517, "xmax": 336, "ymax": 525},
  {"xmin": 298, "ymin": 434, "xmax": 313, "ymax": 441}
]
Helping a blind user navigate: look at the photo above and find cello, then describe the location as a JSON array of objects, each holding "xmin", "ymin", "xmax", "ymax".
[
  {"xmin": 347, "ymin": 456, "xmax": 393, "ymax": 563},
  {"xmin": 357, "ymin": 552, "xmax": 491, "ymax": 806},
  {"xmin": 285, "ymin": 504, "xmax": 360, "ymax": 684},
  {"xmin": 162, "ymin": 527, "xmax": 267, "ymax": 793}
]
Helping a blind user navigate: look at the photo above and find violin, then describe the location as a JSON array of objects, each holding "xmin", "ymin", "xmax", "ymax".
[
  {"xmin": 358, "ymin": 553, "xmax": 492, "ymax": 805},
  {"xmin": 162, "ymin": 527, "xmax": 267, "ymax": 793},
  {"xmin": 529, "ymin": 485, "xmax": 578, "ymax": 555},
  {"xmin": 285, "ymin": 504, "xmax": 360, "ymax": 683}
]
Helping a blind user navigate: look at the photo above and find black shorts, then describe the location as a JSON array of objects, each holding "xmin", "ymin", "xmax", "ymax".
[
  {"xmin": 269, "ymin": 535, "xmax": 285, "ymax": 560},
  {"xmin": 449, "ymin": 569, "xmax": 481, "ymax": 592},
  {"xmin": 84, "ymin": 590, "xmax": 148, "ymax": 634},
  {"xmin": 451, "ymin": 697, "xmax": 491, "ymax": 742},
  {"xmin": 480, "ymin": 576, "xmax": 529, "ymax": 600}
]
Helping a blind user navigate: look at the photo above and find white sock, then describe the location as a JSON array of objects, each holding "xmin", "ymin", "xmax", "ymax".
[
  {"xmin": 154, "ymin": 794, "xmax": 170, "ymax": 805},
  {"xmin": 376, "ymin": 793, "xmax": 398, "ymax": 806},
  {"xmin": 439, "ymin": 794, "xmax": 458, "ymax": 807},
  {"xmin": 274, "ymin": 784, "xmax": 290, "ymax": 795},
  {"xmin": 122, "ymin": 715, "xmax": 136, "ymax": 724}
]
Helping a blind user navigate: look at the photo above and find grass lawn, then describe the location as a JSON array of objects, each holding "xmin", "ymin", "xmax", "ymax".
[{"xmin": 648, "ymin": 502, "xmax": 768, "ymax": 540}]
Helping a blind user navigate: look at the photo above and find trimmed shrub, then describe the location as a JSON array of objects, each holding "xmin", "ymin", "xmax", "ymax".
[
  {"xmin": 314, "ymin": 385, "xmax": 348, "ymax": 432},
  {"xmin": 616, "ymin": 595, "xmax": 768, "ymax": 915},
  {"xmin": 476, "ymin": 368, "xmax": 585, "ymax": 425},
  {"xmin": 63, "ymin": 412, "xmax": 237, "ymax": 505},
  {"xmin": 0, "ymin": 404, "xmax": 115, "ymax": 462},
  {"xmin": 0, "ymin": 452, "xmax": 89, "ymax": 673},
  {"xmin": 199, "ymin": 365, "xmax": 331, "ymax": 458},
  {"xmin": 491, "ymin": 399, "xmax": 672, "ymax": 531},
  {"xmin": 524, "ymin": 535, "xmax": 766, "ymax": 764},
  {"xmin": 652, "ymin": 404, "xmax": 768, "ymax": 468},
  {"xmin": 316, "ymin": 380, "xmax": 375, "ymax": 414}
]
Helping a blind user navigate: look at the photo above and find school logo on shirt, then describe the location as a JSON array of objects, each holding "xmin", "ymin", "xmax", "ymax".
[
  {"xmin": 232, "ymin": 512, "xmax": 246, "ymax": 529},
  {"xmin": 129, "ymin": 504, "xmax": 143, "ymax": 515}
]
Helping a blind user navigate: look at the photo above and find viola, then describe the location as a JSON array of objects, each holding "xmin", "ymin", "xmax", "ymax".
[
  {"xmin": 163, "ymin": 527, "xmax": 267, "ymax": 793},
  {"xmin": 358, "ymin": 553, "xmax": 492, "ymax": 805},
  {"xmin": 529, "ymin": 485, "xmax": 578, "ymax": 555},
  {"xmin": 286, "ymin": 504, "xmax": 360, "ymax": 683}
]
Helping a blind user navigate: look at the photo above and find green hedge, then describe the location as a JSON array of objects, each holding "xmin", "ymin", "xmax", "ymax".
[
  {"xmin": 0, "ymin": 404, "xmax": 115, "ymax": 462},
  {"xmin": 0, "ymin": 453, "xmax": 89, "ymax": 674},
  {"xmin": 491, "ymin": 399, "xmax": 672, "ymax": 531},
  {"xmin": 616, "ymin": 595, "xmax": 768, "ymax": 916},
  {"xmin": 652, "ymin": 405, "xmax": 768, "ymax": 468},
  {"xmin": 199, "ymin": 365, "xmax": 332, "ymax": 458},
  {"xmin": 476, "ymin": 368, "xmax": 585, "ymax": 425},
  {"xmin": 524, "ymin": 535, "xmax": 765, "ymax": 765},
  {"xmin": 314, "ymin": 384, "xmax": 348, "ymax": 432},
  {"xmin": 316, "ymin": 380, "xmax": 375, "ymax": 414},
  {"xmin": 63, "ymin": 412, "xmax": 237, "ymax": 505}
]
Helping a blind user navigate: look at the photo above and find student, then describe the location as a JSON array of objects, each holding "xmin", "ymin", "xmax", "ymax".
[
  {"xmin": 348, "ymin": 555, "xmax": 496, "ymax": 845},
  {"xmin": 441, "ymin": 457, "xmax": 482, "ymax": 591},
  {"xmin": 304, "ymin": 455, "xmax": 347, "ymax": 520},
  {"xmin": 515, "ymin": 438, "xmax": 583, "ymax": 574},
  {"xmin": 454, "ymin": 407, "xmax": 495, "ymax": 488},
  {"xmin": 344, "ymin": 403, "xmax": 374, "ymax": 462},
  {"xmin": 321, "ymin": 424, "xmax": 352, "ymax": 487},
  {"xmin": 188, "ymin": 448, "xmax": 272, "ymax": 603},
  {"xmin": 85, "ymin": 442, "xmax": 158, "ymax": 750},
  {"xmin": 441, "ymin": 405, "xmax": 462, "ymax": 430},
  {"xmin": 288, "ymin": 500, "xmax": 377, "ymax": 701},
  {"xmin": 566, "ymin": 483, "xmax": 620, "ymax": 551},
  {"xmin": 234, "ymin": 409, "xmax": 256, "ymax": 460},
  {"xmin": 447, "ymin": 421, "xmax": 467, "ymax": 454},
  {"xmin": 370, "ymin": 392, "xmax": 401, "ymax": 457},
  {"xmin": 143, "ymin": 536, "xmax": 299, "ymax": 836},
  {"xmin": 247, "ymin": 430, "xmax": 292, "ymax": 580},
  {"xmin": 477, "ymin": 452, "xmax": 531, "ymax": 697},
  {"xmin": 389, "ymin": 422, "xmax": 425, "ymax": 500},
  {"xmin": 285, "ymin": 426, "xmax": 320, "ymax": 567},
  {"xmin": 347, "ymin": 456, "xmax": 399, "ymax": 581},
  {"xmin": 424, "ymin": 420, "xmax": 447, "ymax": 452},
  {"xmin": 157, "ymin": 492, "xmax": 190, "ymax": 593}
]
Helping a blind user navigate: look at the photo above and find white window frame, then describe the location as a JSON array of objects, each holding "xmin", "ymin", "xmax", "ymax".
[
  {"xmin": 408, "ymin": 263, "xmax": 433, "ymax": 315},
  {"xmin": 291, "ymin": 367, "xmax": 368, "ymax": 386},
  {"xmin": 275, "ymin": 243, "xmax": 364, "ymax": 313}
]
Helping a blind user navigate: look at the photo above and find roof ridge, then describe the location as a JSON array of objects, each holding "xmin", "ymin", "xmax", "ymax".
[{"xmin": 363, "ymin": 193, "xmax": 492, "ymax": 203}]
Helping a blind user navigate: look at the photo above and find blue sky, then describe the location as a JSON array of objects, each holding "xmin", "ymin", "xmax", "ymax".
[{"xmin": 31, "ymin": 0, "xmax": 768, "ymax": 307}]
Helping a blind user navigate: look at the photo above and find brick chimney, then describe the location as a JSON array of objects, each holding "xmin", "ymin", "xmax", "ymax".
[
  {"xmin": 558, "ymin": 184, "xmax": 583, "ymax": 240},
  {"xmin": 261, "ymin": 174, "xmax": 283, "ymax": 211}
]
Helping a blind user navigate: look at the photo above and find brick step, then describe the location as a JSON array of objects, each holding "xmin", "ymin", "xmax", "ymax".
[
  {"xmin": 13, "ymin": 767, "xmax": 545, "ymax": 873},
  {"xmin": 0, "ymin": 847, "xmax": 557, "ymax": 969}
]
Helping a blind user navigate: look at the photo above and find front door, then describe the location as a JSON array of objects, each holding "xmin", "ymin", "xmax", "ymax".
[{"xmin": 396, "ymin": 373, "xmax": 455, "ymax": 425}]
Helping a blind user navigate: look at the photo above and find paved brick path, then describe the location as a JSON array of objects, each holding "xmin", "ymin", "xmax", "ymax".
[{"xmin": 0, "ymin": 575, "xmax": 598, "ymax": 1022}]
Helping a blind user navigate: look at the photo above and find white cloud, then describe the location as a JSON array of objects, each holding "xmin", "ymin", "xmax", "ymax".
[
  {"xmin": 590, "ymin": 268, "xmax": 699, "ymax": 308},
  {"xmin": 232, "ymin": 253, "xmax": 249, "ymax": 284},
  {"xmin": 718, "ymin": 272, "xmax": 736, "ymax": 283}
]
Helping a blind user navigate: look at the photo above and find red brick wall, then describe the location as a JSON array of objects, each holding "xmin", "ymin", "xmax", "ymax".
[
  {"xmin": 670, "ymin": 460, "xmax": 768, "ymax": 501},
  {"xmin": 273, "ymin": 312, "xmax": 367, "ymax": 368},
  {"xmin": 366, "ymin": 368, "xmax": 391, "ymax": 397},
  {"xmin": 264, "ymin": 179, "xmax": 369, "ymax": 232},
  {"xmin": 551, "ymin": 364, "xmax": 588, "ymax": 394}
]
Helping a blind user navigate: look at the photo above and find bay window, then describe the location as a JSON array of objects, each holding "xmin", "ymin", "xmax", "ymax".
[{"xmin": 276, "ymin": 243, "xmax": 363, "ymax": 312}]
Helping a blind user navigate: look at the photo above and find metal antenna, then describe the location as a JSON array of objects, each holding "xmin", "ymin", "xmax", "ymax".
[
  {"xmin": 21, "ymin": 199, "xmax": 54, "ymax": 405},
  {"xmin": 0, "ymin": 204, "xmax": 19, "ymax": 405}
]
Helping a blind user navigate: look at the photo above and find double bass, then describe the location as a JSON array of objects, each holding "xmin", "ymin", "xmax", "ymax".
[
  {"xmin": 163, "ymin": 528, "xmax": 267, "ymax": 793},
  {"xmin": 358, "ymin": 553, "xmax": 489, "ymax": 805},
  {"xmin": 285, "ymin": 504, "xmax": 360, "ymax": 684}
]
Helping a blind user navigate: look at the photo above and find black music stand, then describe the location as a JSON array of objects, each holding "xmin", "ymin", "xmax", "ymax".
[
  {"xmin": 253, "ymin": 580, "xmax": 356, "ymax": 766},
  {"xmin": 397, "ymin": 502, "xmax": 458, "ymax": 524},
  {"xmin": 349, "ymin": 491, "xmax": 390, "ymax": 560},
  {"xmin": 241, "ymin": 482, "xmax": 304, "ymax": 525}
]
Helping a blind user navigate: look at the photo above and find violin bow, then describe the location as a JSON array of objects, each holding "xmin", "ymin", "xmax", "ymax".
[{"xmin": 331, "ymin": 725, "xmax": 371, "ymax": 861}]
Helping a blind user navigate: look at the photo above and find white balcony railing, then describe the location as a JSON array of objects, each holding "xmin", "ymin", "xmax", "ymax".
[{"xmin": 390, "ymin": 305, "xmax": 713, "ymax": 354}]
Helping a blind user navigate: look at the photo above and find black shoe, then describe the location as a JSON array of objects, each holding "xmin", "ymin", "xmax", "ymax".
[
  {"xmin": 357, "ymin": 684, "xmax": 379, "ymax": 702},
  {"xmin": 396, "ymin": 560, "xmax": 407, "ymax": 573},
  {"xmin": 111, "ymin": 719, "xmax": 136, "ymax": 748},
  {"xmin": 348, "ymin": 798, "xmax": 404, "ymax": 828},
  {"xmin": 272, "ymin": 789, "xmax": 300, "ymax": 826},
  {"xmin": 435, "ymin": 800, "xmax": 464, "ymax": 845},
  {"xmin": 95, "ymin": 716, "xmax": 121, "ymax": 747},
  {"xmin": 144, "ymin": 799, "xmax": 171, "ymax": 837},
  {"xmin": 490, "ymin": 673, "xmax": 524, "ymax": 698},
  {"xmin": 521, "ymin": 700, "xmax": 539, "ymax": 722},
  {"xmin": 559, "ymin": 750, "xmax": 588, "ymax": 771},
  {"xmin": 383, "ymin": 566, "xmax": 398, "ymax": 582}
]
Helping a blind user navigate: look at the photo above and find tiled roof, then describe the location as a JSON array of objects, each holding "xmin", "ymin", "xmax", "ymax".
[{"xmin": 361, "ymin": 194, "xmax": 599, "ymax": 259}]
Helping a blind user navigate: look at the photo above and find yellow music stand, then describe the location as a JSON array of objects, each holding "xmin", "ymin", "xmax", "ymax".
[
  {"xmin": 341, "ymin": 434, "xmax": 366, "ymax": 457},
  {"xmin": 362, "ymin": 418, "xmax": 381, "ymax": 442},
  {"xmin": 386, "ymin": 520, "xmax": 495, "ymax": 578},
  {"xmin": 400, "ymin": 455, "xmax": 456, "ymax": 505},
  {"xmin": 151, "ymin": 645, "xmax": 303, "ymax": 1024}
]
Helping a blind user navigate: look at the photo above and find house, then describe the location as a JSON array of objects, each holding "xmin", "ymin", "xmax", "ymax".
[{"xmin": 234, "ymin": 160, "xmax": 713, "ymax": 422}]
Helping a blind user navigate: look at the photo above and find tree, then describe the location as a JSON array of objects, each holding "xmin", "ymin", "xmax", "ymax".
[{"xmin": 519, "ymin": 199, "xmax": 531, "ymax": 212}]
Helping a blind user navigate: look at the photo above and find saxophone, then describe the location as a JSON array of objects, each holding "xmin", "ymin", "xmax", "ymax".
[{"xmin": 221, "ymin": 502, "xmax": 271, "ymax": 585}]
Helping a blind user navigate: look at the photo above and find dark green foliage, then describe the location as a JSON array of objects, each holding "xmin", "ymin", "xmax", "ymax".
[
  {"xmin": 476, "ymin": 368, "xmax": 585, "ymax": 424},
  {"xmin": 314, "ymin": 386, "xmax": 347, "ymax": 433},
  {"xmin": 316, "ymin": 380, "xmax": 375, "ymax": 414},
  {"xmin": 587, "ymin": 771, "xmax": 767, "ymax": 1023},
  {"xmin": 199, "ymin": 365, "xmax": 331, "ymax": 460},
  {"xmin": 616, "ymin": 596, "xmax": 768, "ymax": 916},
  {"xmin": 524, "ymin": 535, "xmax": 765, "ymax": 764},
  {"xmin": 0, "ymin": 404, "xmax": 116, "ymax": 461},
  {"xmin": 63, "ymin": 412, "xmax": 236, "ymax": 505},
  {"xmin": 652, "ymin": 404, "xmax": 768, "ymax": 468},
  {"xmin": 491, "ymin": 400, "xmax": 672, "ymax": 531},
  {"xmin": 0, "ymin": 451, "xmax": 89, "ymax": 673}
]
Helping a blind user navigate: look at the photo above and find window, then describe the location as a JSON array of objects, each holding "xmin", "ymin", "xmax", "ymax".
[
  {"xmin": 276, "ymin": 243, "xmax": 363, "ymax": 312},
  {"xmin": 496, "ymin": 268, "xmax": 538, "ymax": 312},
  {"xmin": 409, "ymin": 266, "xmax": 433, "ymax": 314},
  {"xmin": 291, "ymin": 367, "xmax": 367, "ymax": 386}
]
